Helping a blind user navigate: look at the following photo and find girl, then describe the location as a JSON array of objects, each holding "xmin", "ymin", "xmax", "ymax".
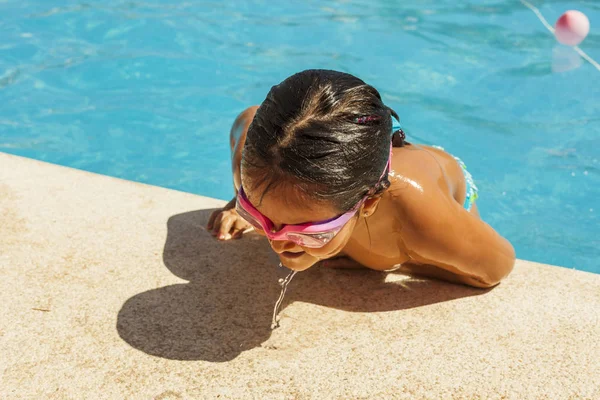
[{"xmin": 207, "ymin": 69, "xmax": 515, "ymax": 288}]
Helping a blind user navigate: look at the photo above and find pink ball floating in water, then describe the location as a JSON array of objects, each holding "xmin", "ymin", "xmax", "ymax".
[{"xmin": 555, "ymin": 10, "xmax": 590, "ymax": 46}]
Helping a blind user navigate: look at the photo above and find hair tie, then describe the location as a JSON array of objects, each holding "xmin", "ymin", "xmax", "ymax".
[
  {"xmin": 355, "ymin": 115, "xmax": 381, "ymax": 124},
  {"xmin": 395, "ymin": 129, "xmax": 406, "ymax": 141}
]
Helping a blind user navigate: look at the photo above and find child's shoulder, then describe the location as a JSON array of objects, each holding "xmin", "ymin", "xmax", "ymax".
[
  {"xmin": 388, "ymin": 144, "xmax": 466, "ymax": 206},
  {"xmin": 391, "ymin": 144, "xmax": 460, "ymax": 184}
]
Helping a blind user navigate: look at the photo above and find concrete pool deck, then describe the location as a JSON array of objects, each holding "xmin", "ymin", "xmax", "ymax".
[{"xmin": 1, "ymin": 152, "xmax": 599, "ymax": 399}]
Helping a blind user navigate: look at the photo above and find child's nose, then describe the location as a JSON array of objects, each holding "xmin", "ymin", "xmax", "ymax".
[{"xmin": 270, "ymin": 239, "xmax": 300, "ymax": 254}]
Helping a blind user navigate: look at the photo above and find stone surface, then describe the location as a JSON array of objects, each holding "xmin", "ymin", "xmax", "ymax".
[{"xmin": 1, "ymin": 152, "xmax": 599, "ymax": 399}]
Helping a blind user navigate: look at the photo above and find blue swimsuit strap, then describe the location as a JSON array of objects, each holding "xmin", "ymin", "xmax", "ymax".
[
  {"xmin": 431, "ymin": 145, "xmax": 479, "ymax": 211},
  {"xmin": 392, "ymin": 116, "xmax": 402, "ymax": 133}
]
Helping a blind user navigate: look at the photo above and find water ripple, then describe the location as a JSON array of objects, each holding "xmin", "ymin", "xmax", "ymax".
[{"xmin": 0, "ymin": 0, "xmax": 598, "ymax": 272}]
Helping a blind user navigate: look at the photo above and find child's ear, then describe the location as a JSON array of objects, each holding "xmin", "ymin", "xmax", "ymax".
[{"xmin": 361, "ymin": 196, "xmax": 382, "ymax": 217}]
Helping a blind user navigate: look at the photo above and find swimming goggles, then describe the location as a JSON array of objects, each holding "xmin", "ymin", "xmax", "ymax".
[{"xmin": 235, "ymin": 142, "xmax": 393, "ymax": 248}]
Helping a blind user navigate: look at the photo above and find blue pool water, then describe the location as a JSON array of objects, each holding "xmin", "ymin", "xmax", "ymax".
[{"xmin": 1, "ymin": 1, "xmax": 598, "ymax": 273}]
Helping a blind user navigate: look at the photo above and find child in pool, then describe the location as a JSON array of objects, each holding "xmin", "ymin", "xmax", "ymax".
[{"xmin": 207, "ymin": 69, "xmax": 515, "ymax": 288}]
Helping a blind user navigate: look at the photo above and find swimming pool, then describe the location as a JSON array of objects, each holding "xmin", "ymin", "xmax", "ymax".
[{"xmin": 1, "ymin": 0, "xmax": 598, "ymax": 273}]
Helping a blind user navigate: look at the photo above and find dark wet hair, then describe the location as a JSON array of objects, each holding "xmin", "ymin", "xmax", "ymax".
[{"xmin": 242, "ymin": 69, "xmax": 408, "ymax": 212}]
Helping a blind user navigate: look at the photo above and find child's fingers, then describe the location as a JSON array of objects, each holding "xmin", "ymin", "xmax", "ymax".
[
  {"xmin": 209, "ymin": 208, "xmax": 253, "ymax": 240},
  {"xmin": 231, "ymin": 228, "xmax": 244, "ymax": 239},
  {"xmin": 210, "ymin": 212, "xmax": 225, "ymax": 236},
  {"xmin": 218, "ymin": 215, "xmax": 237, "ymax": 239},
  {"xmin": 241, "ymin": 226, "xmax": 254, "ymax": 234},
  {"xmin": 231, "ymin": 223, "xmax": 254, "ymax": 239},
  {"xmin": 207, "ymin": 210, "xmax": 220, "ymax": 230},
  {"xmin": 211, "ymin": 209, "xmax": 226, "ymax": 229}
]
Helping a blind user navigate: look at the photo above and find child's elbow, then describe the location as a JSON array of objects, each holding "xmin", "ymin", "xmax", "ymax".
[{"xmin": 481, "ymin": 243, "xmax": 516, "ymax": 287}]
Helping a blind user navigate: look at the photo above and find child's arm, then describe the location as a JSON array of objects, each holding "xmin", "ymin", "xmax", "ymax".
[
  {"xmin": 230, "ymin": 106, "xmax": 259, "ymax": 194},
  {"xmin": 399, "ymin": 178, "xmax": 516, "ymax": 288},
  {"xmin": 207, "ymin": 106, "xmax": 259, "ymax": 240}
]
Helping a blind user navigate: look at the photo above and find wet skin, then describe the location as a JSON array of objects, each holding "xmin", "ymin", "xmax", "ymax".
[{"xmin": 207, "ymin": 106, "xmax": 516, "ymax": 288}]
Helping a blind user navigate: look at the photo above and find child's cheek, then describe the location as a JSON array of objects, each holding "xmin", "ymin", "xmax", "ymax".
[{"xmin": 305, "ymin": 223, "xmax": 355, "ymax": 260}]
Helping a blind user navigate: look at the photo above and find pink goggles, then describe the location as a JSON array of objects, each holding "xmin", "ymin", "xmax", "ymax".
[{"xmin": 235, "ymin": 143, "xmax": 393, "ymax": 248}]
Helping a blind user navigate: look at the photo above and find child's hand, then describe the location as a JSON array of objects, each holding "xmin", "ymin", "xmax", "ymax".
[{"xmin": 207, "ymin": 199, "xmax": 254, "ymax": 241}]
